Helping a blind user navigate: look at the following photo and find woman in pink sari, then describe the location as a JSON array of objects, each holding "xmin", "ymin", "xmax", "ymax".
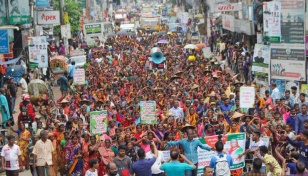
[{"xmin": 98, "ymin": 139, "xmax": 115, "ymax": 176}]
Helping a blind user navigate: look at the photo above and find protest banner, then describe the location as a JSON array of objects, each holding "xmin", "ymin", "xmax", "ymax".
[
  {"xmin": 197, "ymin": 133, "xmax": 246, "ymax": 174},
  {"xmin": 74, "ymin": 69, "xmax": 86, "ymax": 85},
  {"xmin": 240, "ymin": 87, "xmax": 255, "ymax": 108},
  {"xmin": 90, "ymin": 111, "xmax": 108, "ymax": 135},
  {"xmin": 140, "ymin": 101, "xmax": 157, "ymax": 124}
]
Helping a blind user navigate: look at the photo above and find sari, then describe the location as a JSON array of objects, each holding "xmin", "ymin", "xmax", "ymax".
[
  {"xmin": 98, "ymin": 146, "xmax": 115, "ymax": 176},
  {"xmin": 66, "ymin": 142, "xmax": 83, "ymax": 175},
  {"xmin": 18, "ymin": 129, "xmax": 30, "ymax": 166},
  {"xmin": 186, "ymin": 113, "xmax": 197, "ymax": 126},
  {"xmin": 57, "ymin": 132, "xmax": 66, "ymax": 175},
  {"xmin": 51, "ymin": 139, "xmax": 58, "ymax": 176},
  {"xmin": 82, "ymin": 140, "xmax": 90, "ymax": 175}
]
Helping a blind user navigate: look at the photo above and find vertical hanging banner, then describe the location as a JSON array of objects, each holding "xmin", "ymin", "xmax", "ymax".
[
  {"xmin": 262, "ymin": 1, "xmax": 281, "ymax": 43},
  {"xmin": 9, "ymin": 0, "xmax": 31, "ymax": 25},
  {"xmin": 140, "ymin": 101, "xmax": 157, "ymax": 124},
  {"xmin": 252, "ymin": 44, "xmax": 270, "ymax": 83},
  {"xmin": 28, "ymin": 36, "xmax": 49, "ymax": 68},
  {"xmin": 90, "ymin": 111, "xmax": 108, "ymax": 135},
  {"xmin": 197, "ymin": 133, "xmax": 246, "ymax": 174},
  {"xmin": 0, "ymin": 30, "xmax": 9, "ymax": 54},
  {"xmin": 240, "ymin": 87, "xmax": 255, "ymax": 108},
  {"xmin": 0, "ymin": 0, "xmax": 7, "ymax": 25}
]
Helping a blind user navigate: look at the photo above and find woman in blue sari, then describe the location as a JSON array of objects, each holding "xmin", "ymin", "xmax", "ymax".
[
  {"xmin": 0, "ymin": 88, "xmax": 10, "ymax": 125},
  {"xmin": 66, "ymin": 135, "xmax": 83, "ymax": 176}
]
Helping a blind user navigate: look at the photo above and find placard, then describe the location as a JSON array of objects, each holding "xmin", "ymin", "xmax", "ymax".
[
  {"xmin": 222, "ymin": 14, "xmax": 235, "ymax": 32},
  {"xmin": 90, "ymin": 111, "xmax": 108, "ymax": 135},
  {"xmin": 0, "ymin": 30, "xmax": 9, "ymax": 54},
  {"xmin": 263, "ymin": 1, "xmax": 281, "ymax": 43},
  {"xmin": 240, "ymin": 87, "xmax": 255, "ymax": 108},
  {"xmin": 73, "ymin": 69, "xmax": 85, "ymax": 85},
  {"xmin": 197, "ymin": 133, "xmax": 246, "ymax": 174},
  {"xmin": 28, "ymin": 36, "xmax": 48, "ymax": 68},
  {"xmin": 301, "ymin": 84, "xmax": 308, "ymax": 95},
  {"xmin": 140, "ymin": 101, "xmax": 157, "ymax": 124},
  {"xmin": 36, "ymin": 0, "xmax": 50, "ymax": 8},
  {"xmin": 252, "ymin": 44, "xmax": 270, "ymax": 75}
]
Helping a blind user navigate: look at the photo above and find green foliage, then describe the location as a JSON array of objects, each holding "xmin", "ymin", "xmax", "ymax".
[{"xmin": 53, "ymin": 0, "xmax": 82, "ymax": 33}]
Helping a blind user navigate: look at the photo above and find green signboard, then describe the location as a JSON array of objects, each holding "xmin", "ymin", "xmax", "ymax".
[{"xmin": 9, "ymin": 0, "xmax": 31, "ymax": 25}]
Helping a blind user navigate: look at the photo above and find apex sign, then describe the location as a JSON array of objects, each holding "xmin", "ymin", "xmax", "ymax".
[{"xmin": 37, "ymin": 11, "xmax": 60, "ymax": 25}]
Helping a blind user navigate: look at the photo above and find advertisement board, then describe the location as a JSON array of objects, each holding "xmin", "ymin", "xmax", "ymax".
[
  {"xmin": 37, "ymin": 11, "xmax": 60, "ymax": 25},
  {"xmin": 222, "ymin": 14, "xmax": 235, "ymax": 32},
  {"xmin": 9, "ymin": 0, "xmax": 31, "ymax": 25},
  {"xmin": 280, "ymin": 0, "xmax": 305, "ymax": 44},
  {"xmin": 84, "ymin": 23, "xmax": 103, "ymax": 47},
  {"xmin": 263, "ymin": 1, "xmax": 281, "ymax": 43},
  {"xmin": 140, "ymin": 101, "xmax": 157, "ymax": 124},
  {"xmin": 0, "ymin": 30, "xmax": 9, "ymax": 54},
  {"xmin": 270, "ymin": 43, "xmax": 305, "ymax": 81},
  {"xmin": 28, "ymin": 36, "xmax": 48, "ymax": 68}
]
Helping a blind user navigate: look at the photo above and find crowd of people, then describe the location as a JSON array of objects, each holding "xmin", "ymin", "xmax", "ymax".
[{"xmin": 0, "ymin": 26, "xmax": 308, "ymax": 176}]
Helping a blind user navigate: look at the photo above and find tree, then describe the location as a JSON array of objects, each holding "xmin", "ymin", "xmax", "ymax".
[{"xmin": 54, "ymin": 0, "xmax": 82, "ymax": 34}]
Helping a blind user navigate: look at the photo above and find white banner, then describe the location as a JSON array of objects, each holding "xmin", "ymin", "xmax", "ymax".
[
  {"xmin": 252, "ymin": 44, "xmax": 270, "ymax": 73},
  {"xmin": 37, "ymin": 11, "xmax": 60, "ymax": 25},
  {"xmin": 240, "ymin": 87, "xmax": 255, "ymax": 108},
  {"xmin": 222, "ymin": 14, "xmax": 235, "ymax": 32}
]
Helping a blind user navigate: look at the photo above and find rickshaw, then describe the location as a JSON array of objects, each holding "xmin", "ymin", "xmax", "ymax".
[
  {"xmin": 50, "ymin": 55, "xmax": 68, "ymax": 74},
  {"xmin": 28, "ymin": 79, "xmax": 54, "ymax": 106}
]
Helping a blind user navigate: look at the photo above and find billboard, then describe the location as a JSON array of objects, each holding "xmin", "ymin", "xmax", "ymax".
[{"xmin": 9, "ymin": 0, "xmax": 31, "ymax": 25}]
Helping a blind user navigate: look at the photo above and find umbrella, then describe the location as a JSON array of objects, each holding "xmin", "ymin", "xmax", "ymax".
[
  {"xmin": 157, "ymin": 31, "xmax": 166, "ymax": 36},
  {"xmin": 170, "ymin": 75, "xmax": 181, "ymax": 80},
  {"xmin": 196, "ymin": 43, "xmax": 205, "ymax": 48},
  {"xmin": 157, "ymin": 39, "xmax": 169, "ymax": 43},
  {"xmin": 107, "ymin": 33, "xmax": 116, "ymax": 38},
  {"xmin": 184, "ymin": 44, "xmax": 197, "ymax": 49},
  {"xmin": 116, "ymin": 30, "xmax": 128, "ymax": 36}
]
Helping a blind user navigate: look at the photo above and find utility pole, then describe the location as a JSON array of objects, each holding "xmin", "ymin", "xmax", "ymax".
[{"xmin": 60, "ymin": 0, "xmax": 65, "ymax": 25}]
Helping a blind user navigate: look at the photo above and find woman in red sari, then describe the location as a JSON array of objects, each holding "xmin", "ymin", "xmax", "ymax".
[
  {"xmin": 82, "ymin": 132, "xmax": 90, "ymax": 175},
  {"xmin": 98, "ymin": 139, "xmax": 115, "ymax": 176}
]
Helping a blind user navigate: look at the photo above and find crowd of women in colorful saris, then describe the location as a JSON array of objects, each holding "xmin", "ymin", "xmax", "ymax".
[{"xmin": 7, "ymin": 30, "xmax": 308, "ymax": 176}]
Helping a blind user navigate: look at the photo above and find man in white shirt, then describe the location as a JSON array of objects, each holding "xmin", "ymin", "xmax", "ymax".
[
  {"xmin": 33, "ymin": 130, "xmax": 54, "ymax": 176},
  {"xmin": 291, "ymin": 86, "xmax": 300, "ymax": 104},
  {"xmin": 169, "ymin": 101, "xmax": 184, "ymax": 122},
  {"xmin": 146, "ymin": 144, "xmax": 164, "ymax": 176},
  {"xmin": 270, "ymin": 83, "xmax": 280, "ymax": 105},
  {"xmin": 238, "ymin": 130, "xmax": 266, "ymax": 173},
  {"xmin": 18, "ymin": 74, "xmax": 28, "ymax": 93},
  {"xmin": 1, "ymin": 135, "xmax": 22, "ymax": 176}
]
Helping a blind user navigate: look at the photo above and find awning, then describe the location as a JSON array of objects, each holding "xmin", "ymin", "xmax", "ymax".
[{"xmin": 0, "ymin": 57, "xmax": 20, "ymax": 65}]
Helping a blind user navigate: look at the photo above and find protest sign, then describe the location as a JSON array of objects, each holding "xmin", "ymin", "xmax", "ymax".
[
  {"xmin": 90, "ymin": 111, "xmax": 108, "ymax": 135},
  {"xmin": 140, "ymin": 101, "xmax": 157, "ymax": 124},
  {"xmin": 74, "ymin": 69, "xmax": 86, "ymax": 84},
  {"xmin": 240, "ymin": 87, "xmax": 255, "ymax": 108}
]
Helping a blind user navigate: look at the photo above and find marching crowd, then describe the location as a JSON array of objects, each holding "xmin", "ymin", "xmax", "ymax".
[{"xmin": 0, "ymin": 30, "xmax": 308, "ymax": 176}]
